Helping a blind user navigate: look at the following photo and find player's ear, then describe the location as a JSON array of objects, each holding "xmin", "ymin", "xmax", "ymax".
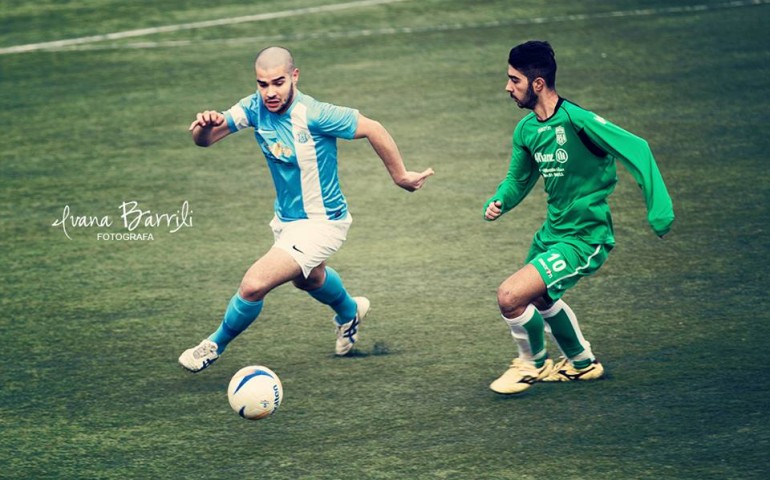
[
  {"xmin": 292, "ymin": 68, "xmax": 300, "ymax": 83},
  {"xmin": 532, "ymin": 77, "xmax": 545, "ymax": 92}
]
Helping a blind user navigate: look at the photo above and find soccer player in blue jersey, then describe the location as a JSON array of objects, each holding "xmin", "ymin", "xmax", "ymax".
[{"xmin": 179, "ymin": 46, "xmax": 434, "ymax": 372}]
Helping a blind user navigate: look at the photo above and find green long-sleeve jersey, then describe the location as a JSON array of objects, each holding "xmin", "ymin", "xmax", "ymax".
[{"xmin": 485, "ymin": 98, "xmax": 674, "ymax": 244}]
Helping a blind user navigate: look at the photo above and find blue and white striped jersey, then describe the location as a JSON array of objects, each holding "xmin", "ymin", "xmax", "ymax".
[{"xmin": 224, "ymin": 91, "xmax": 359, "ymax": 221}]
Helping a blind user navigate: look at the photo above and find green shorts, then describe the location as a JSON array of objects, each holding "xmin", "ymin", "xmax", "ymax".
[{"xmin": 526, "ymin": 234, "xmax": 613, "ymax": 302}]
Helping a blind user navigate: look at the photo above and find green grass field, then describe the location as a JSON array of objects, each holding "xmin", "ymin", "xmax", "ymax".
[{"xmin": 2, "ymin": 0, "xmax": 769, "ymax": 478}]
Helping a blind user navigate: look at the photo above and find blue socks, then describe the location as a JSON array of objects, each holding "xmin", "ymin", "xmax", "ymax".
[
  {"xmin": 208, "ymin": 268, "xmax": 354, "ymax": 354},
  {"xmin": 209, "ymin": 293, "xmax": 263, "ymax": 354},
  {"xmin": 306, "ymin": 267, "xmax": 358, "ymax": 325}
]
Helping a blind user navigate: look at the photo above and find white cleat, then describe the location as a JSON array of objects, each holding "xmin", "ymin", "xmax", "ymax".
[
  {"xmin": 334, "ymin": 296, "xmax": 370, "ymax": 356},
  {"xmin": 178, "ymin": 339, "xmax": 220, "ymax": 373}
]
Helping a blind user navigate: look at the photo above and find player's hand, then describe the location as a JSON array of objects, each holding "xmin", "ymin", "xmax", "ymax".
[
  {"xmin": 485, "ymin": 201, "xmax": 503, "ymax": 221},
  {"xmin": 396, "ymin": 168, "xmax": 435, "ymax": 192},
  {"xmin": 189, "ymin": 110, "xmax": 225, "ymax": 131}
]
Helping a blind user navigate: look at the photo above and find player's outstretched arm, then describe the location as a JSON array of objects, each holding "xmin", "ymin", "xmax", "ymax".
[
  {"xmin": 354, "ymin": 114, "xmax": 434, "ymax": 192},
  {"xmin": 188, "ymin": 110, "xmax": 232, "ymax": 147}
]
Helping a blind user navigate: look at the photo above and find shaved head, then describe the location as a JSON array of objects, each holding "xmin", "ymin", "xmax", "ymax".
[
  {"xmin": 255, "ymin": 46, "xmax": 296, "ymax": 73},
  {"xmin": 254, "ymin": 46, "xmax": 299, "ymax": 114}
]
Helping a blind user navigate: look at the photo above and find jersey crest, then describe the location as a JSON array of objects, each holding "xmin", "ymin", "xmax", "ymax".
[
  {"xmin": 555, "ymin": 126, "xmax": 567, "ymax": 146},
  {"xmin": 295, "ymin": 129, "xmax": 311, "ymax": 144}
]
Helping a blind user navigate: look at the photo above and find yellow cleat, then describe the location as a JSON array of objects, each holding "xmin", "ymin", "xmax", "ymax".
[
  {"xmin": 542, "ymin": 357, "xmax": 605, "ymax": 382},
  {"xmin": 490, "ymin": 357, "xmax": 553, "ymax": 394}
]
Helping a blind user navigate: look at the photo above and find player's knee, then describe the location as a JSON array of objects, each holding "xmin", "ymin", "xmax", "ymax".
[
  {"xmin": 238, "ymin": 280, "xmax": 269, "ymax": 302},
  {"xmin": 497, "ymin": 285, "xmax": 528, "ymax": 318}
]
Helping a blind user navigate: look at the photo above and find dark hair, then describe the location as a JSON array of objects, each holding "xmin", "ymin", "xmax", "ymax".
[{"xmin": 508, "ymin": 41, "xmax": 557, "ymax": 88}]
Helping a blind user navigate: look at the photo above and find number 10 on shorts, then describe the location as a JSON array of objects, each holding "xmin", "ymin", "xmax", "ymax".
[{"xmin": 547, "ymin": 253, "xmax": 567, "ymax": 272}]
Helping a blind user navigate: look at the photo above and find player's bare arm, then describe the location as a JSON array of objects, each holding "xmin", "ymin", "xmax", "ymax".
[
  {"xmin": 354, "ymin": 114, "xmax": 434, "ymax": 192},
  {"xmin": 189, "ymin": 110, "xmax": 232, "ymax": 147}
]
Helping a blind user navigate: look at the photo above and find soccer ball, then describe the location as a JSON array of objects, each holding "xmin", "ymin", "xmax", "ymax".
[{"xmin": 227, "ymin": 365, "xmax": 283, "ymax": 420}]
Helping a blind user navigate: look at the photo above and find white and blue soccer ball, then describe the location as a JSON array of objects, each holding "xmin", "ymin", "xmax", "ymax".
[{"xmin": 227, "ymin": 365, "xmax": 283, "ymax": 420}]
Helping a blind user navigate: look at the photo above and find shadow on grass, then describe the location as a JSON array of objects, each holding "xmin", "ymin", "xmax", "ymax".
[{"xmin": 335, "ymin": 340, "xmax": 392, "ymax": 358}]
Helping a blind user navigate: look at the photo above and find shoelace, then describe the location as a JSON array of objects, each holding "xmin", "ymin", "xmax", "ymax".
[
  {"xmin": 194, "ymin": 342, "xmax": 216, "ymax": 358},
  {"xmin": 508, "ymin": 358, "xmax": 528, "ymax": 368},
  {"xmin": 341, "ymin": 317, "xmax": 359, "ymax": 340},
  {"xmin": 550, "ymin": 358, "xmax": 569, "ymax": 371}
]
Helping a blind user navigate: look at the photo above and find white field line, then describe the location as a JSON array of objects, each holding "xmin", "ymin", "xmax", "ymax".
[
  {"xmin": 2, "ymin": 0, "xmax": 768, "ymax": 55},
  {"xmin": 0, "ymin": 0, "xmax": 405, "ymax": 55}
]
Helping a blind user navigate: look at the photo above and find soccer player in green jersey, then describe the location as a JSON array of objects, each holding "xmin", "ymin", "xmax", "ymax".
[{"xmin": 483, "ymin": 41, "xmax": 674, "ymax": 394}]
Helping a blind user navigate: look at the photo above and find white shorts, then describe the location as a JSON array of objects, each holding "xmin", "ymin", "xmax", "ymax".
[{"xmin": 269, "ymin": 214, "xmax": 352, "ymax": 278}]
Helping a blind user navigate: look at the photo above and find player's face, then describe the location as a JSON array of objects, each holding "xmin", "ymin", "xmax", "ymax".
[
  {"xmin": 256, "ymin": 66, "xmax": 299, "ymax": 114},
  {"xmin": 506, "ymin": 65, "xmax": 537, "ymax": 110}
]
